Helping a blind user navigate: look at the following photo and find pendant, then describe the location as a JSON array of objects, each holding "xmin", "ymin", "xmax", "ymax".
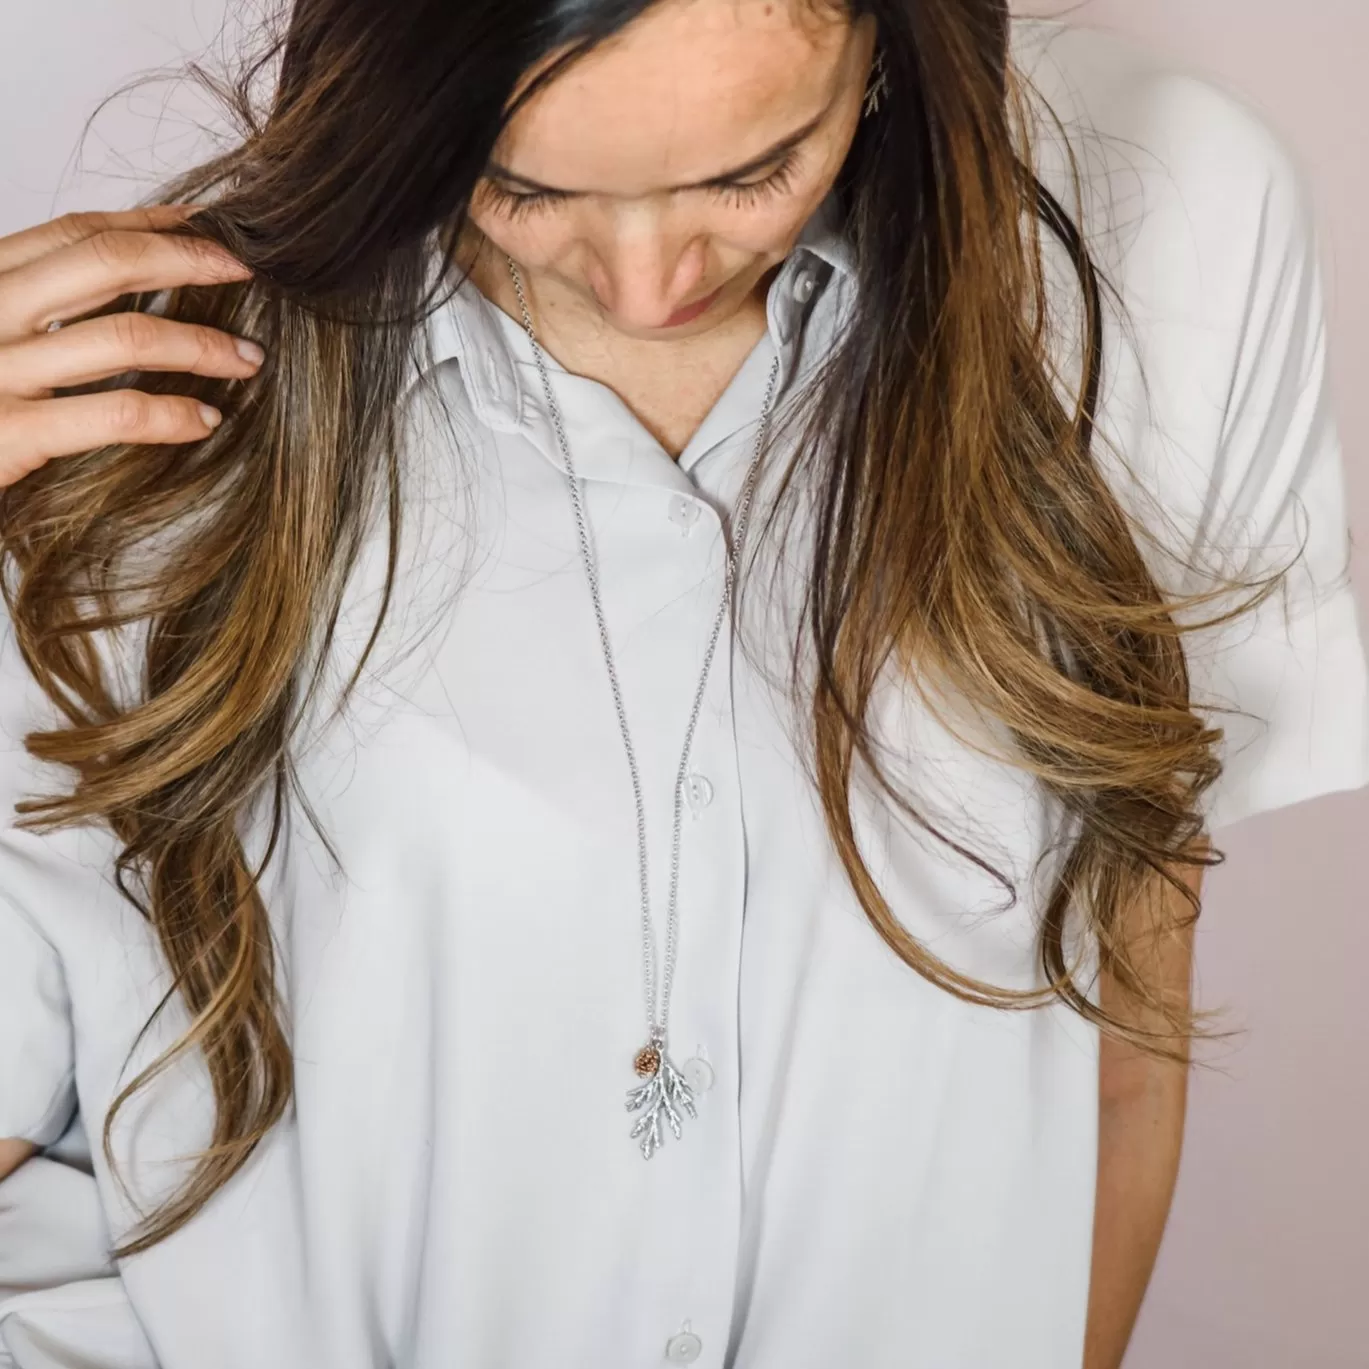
[{"xmin": 626, "ymin": 1037, "xmax": 697, "ymax": 1159}]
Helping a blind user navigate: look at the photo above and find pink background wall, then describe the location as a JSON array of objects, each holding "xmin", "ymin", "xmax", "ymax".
[
  {"xmin": 1017, "ymin": 6, "xmax": 1369, "ymax": 1366},
  {"xmin": 2, "ymin": 3, "xmax": 1366, "ymax": 1366}
]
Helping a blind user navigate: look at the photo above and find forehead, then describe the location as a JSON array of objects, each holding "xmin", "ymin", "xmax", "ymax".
[{"xmin": 495, "ymin": 0, "xmax": 856, "ymax": 194}]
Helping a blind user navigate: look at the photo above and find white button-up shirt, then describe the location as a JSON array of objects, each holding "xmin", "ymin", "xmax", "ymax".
[{"xmin": 3, "ymin": 19, "xmax": 1369, "ymax": 1369}]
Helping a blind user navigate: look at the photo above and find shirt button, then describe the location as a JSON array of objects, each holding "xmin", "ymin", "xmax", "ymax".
[
  {"xmin": 668, "ymin": 495, "xmax": 701, "ymax": 536},
  {"xmin": 683, "ymin": 1057, "xmax": 715, "ymax": 1095},
  {"xmin": 683, "ymin": 771, "xmax": 714, "ymax": 816},
  {"xmin": 665, "ymin": 1332, "xmax": 703, "ymax": 1363},
  {"xmin": 792, "ymin": 268, "xmax": 816, "ymax": 304}
]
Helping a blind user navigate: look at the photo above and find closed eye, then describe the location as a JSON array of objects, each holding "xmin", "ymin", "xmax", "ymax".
[{"xmin": 480, "ymin": 149, "xmax": 803, "ymax": 222}]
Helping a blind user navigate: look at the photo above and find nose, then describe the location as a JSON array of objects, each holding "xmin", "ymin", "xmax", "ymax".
[{"xmin": 585, "ymin": 211, "xmax": 709, "ymax": 330}]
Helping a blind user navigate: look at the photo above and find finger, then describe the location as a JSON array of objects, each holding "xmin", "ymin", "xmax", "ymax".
[
  {"xmin": 1, "ymin": 312, "xmax": 264, "ymax": 400},
  {"xmin": 0, "ymin": 205, "xmax": 206, "ymax": 278},
  {"xmin": 0, "ymin": 390, "xmax": 223, "ymax": 487},
  {"xmin": 0, "ymin": 228, "xmax": 252, "ymax": 343}
]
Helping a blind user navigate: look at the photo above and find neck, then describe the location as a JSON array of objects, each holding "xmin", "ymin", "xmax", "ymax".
[{"xmin": 452, "ymin": 225, "xmax": 777, "ymax": 458}]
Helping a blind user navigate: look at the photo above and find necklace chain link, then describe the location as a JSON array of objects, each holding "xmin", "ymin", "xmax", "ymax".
[{"xmin": 506, "ymin": 256, "xmax": 782, "ymax": 1079}]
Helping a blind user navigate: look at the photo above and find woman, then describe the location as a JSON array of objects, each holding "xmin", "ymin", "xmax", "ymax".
[{"xmin": 0, "ymin": 1, "xmax": 1365, "ymax": 1366}]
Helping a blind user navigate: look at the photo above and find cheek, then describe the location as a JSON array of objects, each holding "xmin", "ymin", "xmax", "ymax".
[
  {"xmin": 720, "ymin": 147, "xmax": 851, "ymax": 254},
  {"xmin": 705, "ymin": 191, "xmax": 831, "ymax": 266},
  {"xmin": 712, "ymin": 208, "xmax": 812, "ymax": 265},
  {"xmin": 465, "ymin": 205, "xmax": 580, "ymax": 270},
  {"xmin": 738, "ymin": 183, "xmax": 833, "ymax": 246}
]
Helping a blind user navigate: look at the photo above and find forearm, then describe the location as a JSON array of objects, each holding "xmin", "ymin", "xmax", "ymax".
[
  {"xmin": 0, "ymin": 1136, "xmax": 37, "ymax": 1182},
  {"xmin": 1084, "ymin": 842, "xmax": 1204, "ymax": 1369},
  {"xmin": 1083, "ymin": 1075, "xmax": 1187, "ymax": 1369}
]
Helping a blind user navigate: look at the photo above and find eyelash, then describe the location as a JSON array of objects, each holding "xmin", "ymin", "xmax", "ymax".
[{"xmin": 482, "ymin": 149, "xmax": 802, "ymax": 221}]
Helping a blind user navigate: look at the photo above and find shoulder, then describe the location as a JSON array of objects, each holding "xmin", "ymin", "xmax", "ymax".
[
  {"xmin": 1007, "ymin": 20, "xmax": 1348, "ymax": 616},
  {"xmin": 1005, "ymin": 17, "xmax": 1331, "ymax": 506},
  {"xmin": 1008, "ymin": 15, "xmax": 1306, "ymax": 199},
  {"xmin": 1007, "ymin": 23, "xmax": 1369, "ymax": 833},
  {"xmin": 1008, "ymin": 17, "xmax": 1317, "ymax": 305}
]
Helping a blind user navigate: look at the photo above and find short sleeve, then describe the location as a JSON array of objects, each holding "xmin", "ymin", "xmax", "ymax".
[
  {"xmin": 1019, "ymin": 28, "xmax": 1369, "ymax": 835},
  {"xmin": 0, "ymin": 893, "xmax": 76, "ymax": 1146},
  {"xmin": 1175, "ymin": 132, "xmax": 1369, "ymax": 833}
]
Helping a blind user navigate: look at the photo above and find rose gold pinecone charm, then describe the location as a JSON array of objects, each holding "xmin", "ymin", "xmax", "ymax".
[{"xmin": 633, "ymin": 1043, "xmax": 662, "ymax": 1077}]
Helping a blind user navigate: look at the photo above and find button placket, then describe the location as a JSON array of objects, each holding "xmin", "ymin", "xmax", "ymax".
[
  {"xmin": 665, "ymin": 1325, "xmax": 704, "ymax": 1363},
  {"xmin": 668, "ymin": 494, "xmax": 702, "ymax": 537},
  {"xmin": 634, "ymin": 494, "xmax": 742, "ymax": 1369},
  {"xmin": 683, "ymin": 771, "xmax": 714, "ymax": 818},
  {"xmin": 682, "ymin": 1054, "xmax": 715, "ymax": 1095}
]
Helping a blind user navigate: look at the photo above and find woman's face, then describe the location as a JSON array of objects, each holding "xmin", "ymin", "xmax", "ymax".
[{"xmin": 466, "ymin": 0, "xmax": 875, "ymax": 341}]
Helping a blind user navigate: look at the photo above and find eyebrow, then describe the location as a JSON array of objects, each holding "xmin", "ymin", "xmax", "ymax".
[{"xmin": 484, "ymin": 110, "xmax": 826, "ymax": 195}]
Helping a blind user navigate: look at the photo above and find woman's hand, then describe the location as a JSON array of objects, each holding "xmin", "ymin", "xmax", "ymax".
[
  {"xmin": 0, "ymin": 205, "xmax": 263, "ymax": 489},
  {"xmin": 0, "ymin": 207, "xmax": 261, "ymax": 1175}
]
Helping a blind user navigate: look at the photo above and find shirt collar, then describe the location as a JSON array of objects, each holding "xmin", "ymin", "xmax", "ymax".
[{"xmin": 403, "ymin": 191, "xmax": 856, "ymax": 484}]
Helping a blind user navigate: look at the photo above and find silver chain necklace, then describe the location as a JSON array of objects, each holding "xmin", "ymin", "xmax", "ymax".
[{"xmin": 507, "ymin": 255, "xmax": 782, "ymax": 1158}]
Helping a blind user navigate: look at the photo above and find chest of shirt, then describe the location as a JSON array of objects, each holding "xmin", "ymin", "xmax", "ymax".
[{"xmin": 0, "ymin": 181, "xmax": 1109, "ymax": 1369}]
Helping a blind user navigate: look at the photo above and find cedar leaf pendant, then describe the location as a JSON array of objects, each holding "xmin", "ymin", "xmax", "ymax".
[{"xmin": 626, "ymin": 1041, "xmax": 697, "ymax": 1159}]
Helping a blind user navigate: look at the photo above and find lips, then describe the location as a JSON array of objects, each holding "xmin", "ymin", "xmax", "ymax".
[{"xmin": 662, "ymin": 284, "xmax": 722, "ymax": 327}]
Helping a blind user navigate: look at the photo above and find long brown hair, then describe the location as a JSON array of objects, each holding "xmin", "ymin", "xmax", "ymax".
[{"xmin": 1, "ymin": 0, "xmax": 1294, "ymax": 1257}]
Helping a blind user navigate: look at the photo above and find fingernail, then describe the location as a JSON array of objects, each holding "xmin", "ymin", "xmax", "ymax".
[
  {"xmin": 199, "ymin": 404, "xmax": 223, "ymax": 428},
  {"xmin": 234, "ymin": 337, "xmax": 266, "ymax": 365}
]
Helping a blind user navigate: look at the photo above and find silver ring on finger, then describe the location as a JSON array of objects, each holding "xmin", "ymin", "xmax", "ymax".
[{"xmin": 45, "ymin": 319, "xmax": 64, "ymax": 333}]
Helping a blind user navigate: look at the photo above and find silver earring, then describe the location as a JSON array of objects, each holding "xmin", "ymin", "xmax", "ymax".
[{"xmin": 863, "ymin": 48, "xmax": 889, "ymax": 118}]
